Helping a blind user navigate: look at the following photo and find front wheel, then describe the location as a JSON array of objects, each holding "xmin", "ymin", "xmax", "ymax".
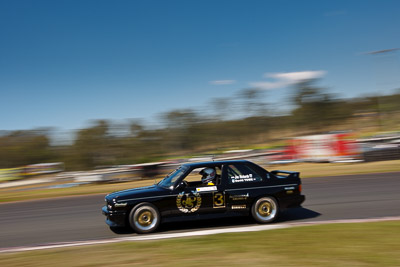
[
  {"xmin": 129, "ymin": 203, "xmax": 161, "ymax": 234},
  {"xmin": 251, "ymin": 197, "xmax": 279, "ymax": 223}
]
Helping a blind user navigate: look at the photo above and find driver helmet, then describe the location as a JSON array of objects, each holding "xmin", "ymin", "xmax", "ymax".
[{"xmin": 200, "ymin": 168, "xmax": 216, "ymax": 184}]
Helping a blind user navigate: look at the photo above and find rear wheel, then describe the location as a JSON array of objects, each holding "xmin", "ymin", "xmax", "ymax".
[
  {"xmin": 251, "ymin": 196, "xmax": 279, "ymax": 223},
  {"xmin": 129, "ymin": 203, "xmax": 160, "ymax": 234}
]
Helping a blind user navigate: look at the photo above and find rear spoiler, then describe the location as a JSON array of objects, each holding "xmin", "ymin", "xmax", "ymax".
[{"xmin": 270, "ymin": 170, "xmax": 300, "ymax": 179}]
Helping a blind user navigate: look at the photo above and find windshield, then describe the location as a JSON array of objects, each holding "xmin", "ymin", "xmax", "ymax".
[{"xmin": 157, "ymin": 166, "xmax": 188, "ymax": 189}]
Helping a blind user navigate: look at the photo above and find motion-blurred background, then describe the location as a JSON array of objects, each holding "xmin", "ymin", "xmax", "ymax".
[{"xmin": 1, "ymin": 0, "xmax": 400, "ymax": 184}]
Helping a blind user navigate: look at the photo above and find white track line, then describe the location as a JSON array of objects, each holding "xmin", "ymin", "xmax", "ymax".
[{"xmin": 1, "ymin": 216, "xmax": 400, "ymax": 254}]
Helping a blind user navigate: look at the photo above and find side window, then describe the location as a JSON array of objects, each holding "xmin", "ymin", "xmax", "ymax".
[
  {"xmin": 227, "ymin": 164, "xmax": 263, "ymax": 184},
  {"xmin": 183, "ymin": 166, "xmax": 222, "ymax": 187},
  {"xmin": 184, "ymin": 167, "xmax": 204, "ymax": 183}
]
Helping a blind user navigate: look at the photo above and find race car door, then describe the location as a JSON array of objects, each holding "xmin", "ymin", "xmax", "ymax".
[
  {"xmin": 222, "ymin": 162, "xmax": 266, "ymax": 211},
  {"xmin": 172, "ymin": 166, "xmax": 227, "ymax": 216}
]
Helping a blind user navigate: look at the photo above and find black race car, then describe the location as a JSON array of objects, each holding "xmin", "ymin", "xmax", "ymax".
[{"xmin": 102, "ymin": 160, "xmax": 305, "ymax": 233}]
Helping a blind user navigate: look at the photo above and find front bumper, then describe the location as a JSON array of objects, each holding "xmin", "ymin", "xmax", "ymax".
[{"xmin": 102, "ymin": 206, "xmax": 127, "ymax": 227}]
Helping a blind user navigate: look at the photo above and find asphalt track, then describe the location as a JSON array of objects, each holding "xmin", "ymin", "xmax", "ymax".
[{"xmin": 1, "ymin": 172, "xmax": 399, "ymax": 250}]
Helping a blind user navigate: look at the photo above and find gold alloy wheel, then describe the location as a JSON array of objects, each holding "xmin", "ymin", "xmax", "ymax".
[
  {"xmin": 137, "ymin": 210, "xmax": 153, "ymax": 227},
  {"xmin": 252, "ymin": 197, "xmax": 278, "ymax": 223},
  {"xmin": 258, "ymin": 201, "xmax": 272, "ymax": 217},
  {"xmin": 131, "ymin": 204, "xmax": 160, "ymax": 233}
]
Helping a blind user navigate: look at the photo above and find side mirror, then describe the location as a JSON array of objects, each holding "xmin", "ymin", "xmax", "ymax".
[{"xmin": 176, "ymin": 181, "xmax": 187, "ymax": 190}]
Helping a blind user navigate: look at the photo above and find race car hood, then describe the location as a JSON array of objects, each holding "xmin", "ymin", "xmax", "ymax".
[{"xmin": 106, "ymin": 184, "xmax": 167, "ymax": 202}]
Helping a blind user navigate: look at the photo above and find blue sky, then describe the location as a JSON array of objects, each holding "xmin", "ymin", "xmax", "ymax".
[{"xmin": 1, "ymin": 0, "xmax": 400, "ymax": 131}]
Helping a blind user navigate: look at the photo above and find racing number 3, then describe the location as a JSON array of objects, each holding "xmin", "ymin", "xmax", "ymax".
[{"xmin": 213, "ymin": 192, "xmax": 225, "ymax": 208}]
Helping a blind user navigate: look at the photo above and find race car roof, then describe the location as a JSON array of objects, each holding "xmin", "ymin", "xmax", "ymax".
[{"xmin": 181, "ymin": 160, "xmax": 250, "ymax": 168}]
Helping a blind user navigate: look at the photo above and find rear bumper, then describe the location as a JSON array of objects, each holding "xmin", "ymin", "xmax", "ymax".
[
  {"xmin": 102, "ymin": 206, "xmax": 127, "ymax": 227},
  {"xmin": 281, "ymin": 194, "xmax": 305, "ymax": 209},
  {"xmin": 297, "ymin": 194, "xmax": 306, "ymax": 206}
]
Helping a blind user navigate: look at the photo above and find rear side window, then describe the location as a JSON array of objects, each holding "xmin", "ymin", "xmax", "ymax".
[{"xmin": 226, "ymin": 164, "xmax": 263, "ymax": 184}]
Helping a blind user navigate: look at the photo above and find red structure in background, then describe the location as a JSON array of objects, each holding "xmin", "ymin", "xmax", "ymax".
[{"xmin": 270, "ymin": 133, "xmax": 361, "ymax": 163}]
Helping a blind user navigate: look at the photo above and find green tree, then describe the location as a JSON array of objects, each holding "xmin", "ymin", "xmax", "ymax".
[
  {"xmin": 69, "ymin": 120, "xmax": 111, "ymax": 169},
  {"xmin": 290, "ymin": 80, "xmax": 340, "ymax": 130},
  {"xmin": 237, "ymin": 88, "xmax": 268, "ymax": 117},
  {"xmin": 0, "ymin": 130, "xmax": 53, "ymax": 168},
  {"xmin": 160, "ymin": 109, "xmax": 202, "ymax": 152}
]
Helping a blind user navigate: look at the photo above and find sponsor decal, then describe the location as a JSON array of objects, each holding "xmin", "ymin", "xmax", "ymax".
[
  {"xmin": 213, "ymin": 192, "xmax": 225, "ymax": 208},
  {"xmin": 285, "ymin": 186, "xmax": 295, "ymax": 194},
  {"xmin": 114, "ymin": 203, "xmax": 127, "ymax": 208},
  {"xmin": 229, "ymin": 193, "xmax": 249, "ymax": 201},
  {"xmin": 231, "ymin": 205, "xmax": 247, "ymax": 210},
  {"xmin": 176, "ymin": 191, "xmax": 202, "ymax": 213},
  {"xmin": 196, "ymin": 186, "xmax": 217, "ymax": 192},
  {"xmin": 284, "ymin": 186, "xmax": 295, "ymax": 190},
  {"xmin": 230, "ymin": 174, "xmax": 256, "ymax": 183}
]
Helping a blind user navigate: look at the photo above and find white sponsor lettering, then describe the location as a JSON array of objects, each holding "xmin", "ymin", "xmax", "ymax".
[
  {"xmin": 196, "ymin": 186, "xmax": 217, "ymax": 192},
  {"xmin": 230, "ymin": 174, "xmax": 256, "ymax": 183},
  {"xmin": 231, "ymin": 205, "xmax": 246, "ymax": 209}
]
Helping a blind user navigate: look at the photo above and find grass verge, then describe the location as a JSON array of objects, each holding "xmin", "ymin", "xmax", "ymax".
[{"xmin": 1, "ymin": 221, "xmax": 399, "ymax": 266}]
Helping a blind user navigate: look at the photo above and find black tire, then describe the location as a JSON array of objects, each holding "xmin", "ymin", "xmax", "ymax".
[
  {"xmin": 251, "ymin": 196, "xmax": 279, "ymax": 223},
  {"xmin": 129, "ymin": 203, "xmax": 161, "ymax": 234}
]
